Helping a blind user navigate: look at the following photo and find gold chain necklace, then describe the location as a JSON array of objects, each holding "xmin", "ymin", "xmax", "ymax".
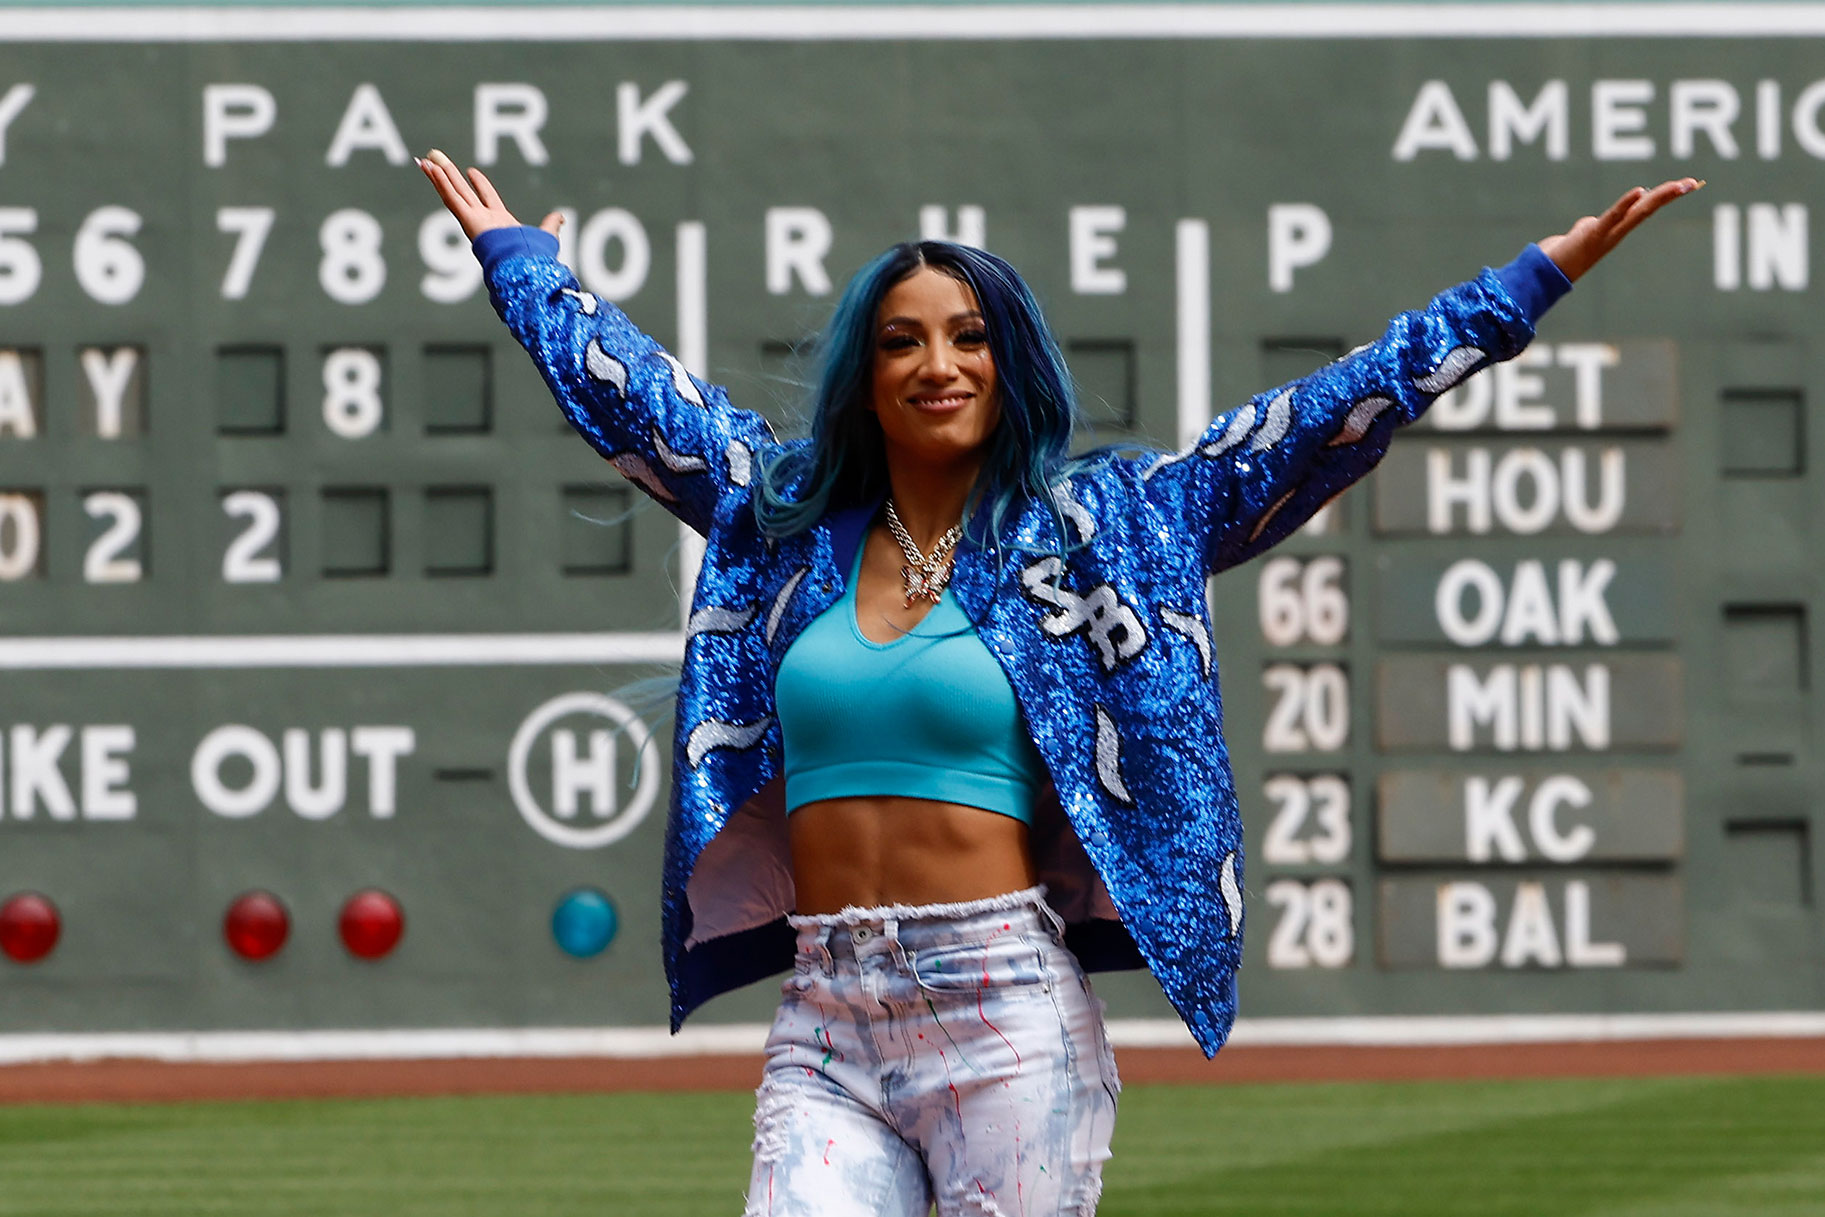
[{"xmin": 884, "ymin": 498, "xmax": 963, "ymax": 606}]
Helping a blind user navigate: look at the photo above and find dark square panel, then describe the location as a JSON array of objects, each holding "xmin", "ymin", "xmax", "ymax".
[
  {"xmin": 216, "ymin": 346, "xmax": 285, "ymax": 435},
  {"xmin": 1067, "ymin": 339, "xmax": 1135, "ymax": 432},
  {"xmin": 1722, "ymin": 604, "xmax": 1808, "ymax": 695},
  {"xmin": 1262, "ymin": 337, "xmax": 1345, "ymax": 391},
  {"xmin": 1724, "ymin": 819, "xmax": 1813, "ymax": 909},
  {"xmin": 561, "ymin": 486, "xmax": 632, "ymax": 575},
  {"xmin": 1721, "ymin": 389, "xmax": 1804, "ymax": 477},
  {"xmin": 424, "ymin": 487, "xmax": 493, "ymax": 576},
  {"xmin": 321, "ymin": 487, "xmax": 389, "ymax": 577},
  {"xmin": 424, "ymin": 345, "xmax": 492, "ymax": 434}
]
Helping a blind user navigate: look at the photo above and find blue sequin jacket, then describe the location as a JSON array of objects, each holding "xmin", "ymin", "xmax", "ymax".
[{"xmin": 476, "ymin": 227, "xmax": 1569, "ymax": 1056}]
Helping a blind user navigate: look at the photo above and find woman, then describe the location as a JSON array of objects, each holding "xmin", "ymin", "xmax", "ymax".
[{"xmin": 421, "ymin": 150, "xmax": 1696, "ymax": 1215}]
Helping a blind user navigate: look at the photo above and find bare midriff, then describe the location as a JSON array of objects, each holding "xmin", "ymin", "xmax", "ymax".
[{"xmin": 788, "ymin": 797, "xmax": 1038, "ymax": 914}]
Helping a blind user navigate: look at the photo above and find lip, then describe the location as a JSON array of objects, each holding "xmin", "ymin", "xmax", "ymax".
[{"xmin": 905, "ymin": 391, "xmax": 975, "ymax": 414}]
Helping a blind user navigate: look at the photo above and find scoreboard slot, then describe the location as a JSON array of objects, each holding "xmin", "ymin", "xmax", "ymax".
[
  {"xmin": 0, "ymin": 489, "xmax": 44, "ymax": 580},
  {"xmin": 422, "ymin": 344, "xmax": 492, "ymax": 435},
  {"xmin": 422, "ymin": 486, "xmax": 493, "ymax": 578},
  {"xmin": 79, "ymin": 488, "xmax": 147, "ymax": 583},
  {"xmin": 560, "ymin": 485, "xmax": 633, "ymax": 576},
  {"xmin": 0, "ymin": 348, "xmax": 45, "ymax": 437},
  {"xmin": 1064, "ymin": 338, "xmax": 1136, "ymax": 433},
  {"xmin": 1719, "ymin": 389, "xmax": 1804, "ymax": 477},
  {"xmin": 320, "ymin": 486, "xmax": 389, "ymax": 578},
  {"xmin": 216, "ymin": 346, "xmax": 285, "ymax": 436}
]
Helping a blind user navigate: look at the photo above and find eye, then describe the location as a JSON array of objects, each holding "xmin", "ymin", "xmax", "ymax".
[
  {"xmin": 955, "ymin": 327, "xmax": 989, "ymax": 347},
  {"xmin": 878, "ymin": 333, "xmax": 919, "ymax": 351}
]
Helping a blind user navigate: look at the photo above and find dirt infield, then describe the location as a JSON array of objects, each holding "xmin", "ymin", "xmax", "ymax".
[{"xmin": 5, "ymin": 1037, "xmax": 1824, "ymax": 1105}]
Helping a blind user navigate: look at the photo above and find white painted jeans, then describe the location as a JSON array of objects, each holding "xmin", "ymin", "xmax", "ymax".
[{"xmin": 745, "ymin": 888, "xmax": 1120, "ymax": 1217}]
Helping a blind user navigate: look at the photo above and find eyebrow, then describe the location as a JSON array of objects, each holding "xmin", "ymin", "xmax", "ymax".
[{"xmin": 878, "ymin": 310, "xmax": 986, "ymax": 330}]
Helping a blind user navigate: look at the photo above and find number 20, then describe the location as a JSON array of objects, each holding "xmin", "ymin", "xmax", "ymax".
[{"xmin": 1262, "ymin": 663, "xmax": 1349, "ymax": 752}]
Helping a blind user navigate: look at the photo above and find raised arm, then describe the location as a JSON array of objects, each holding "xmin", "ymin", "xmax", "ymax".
[
  {"xmin": 419, "ymin": 150, "xmax": 775, "ymax": 537},
  {"xmin": 1137, "ymin": 179, "xmax": 1701, "ymax": 572}
]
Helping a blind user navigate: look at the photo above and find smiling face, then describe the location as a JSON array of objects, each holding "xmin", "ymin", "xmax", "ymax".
[{"xmin": 867, "ymin": 266, "xmax": 1001, "ymax": 471}]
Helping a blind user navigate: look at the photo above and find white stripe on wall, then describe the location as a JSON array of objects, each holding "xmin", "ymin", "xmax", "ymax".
[
  {"xmin": 0, "ymin": 633, "xmax": 686, "ymax": 670},
  {"xmin": 4, "ymin": 1012, "xmax": 1823, "ymax": 1064},
  {"xmin": 0, "ymin": 5, "xmax": 1822, "ymax": 43}
]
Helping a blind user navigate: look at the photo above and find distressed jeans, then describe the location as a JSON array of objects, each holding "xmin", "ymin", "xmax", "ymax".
[{"xmin": 745, "ymin": 888, "xmax": 1120, "ymax": 1217}]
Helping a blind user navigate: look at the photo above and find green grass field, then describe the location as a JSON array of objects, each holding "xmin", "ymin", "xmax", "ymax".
[{"xmin": 2, "ymin": 1075, "xmax": 1822, "ymax": 1216}]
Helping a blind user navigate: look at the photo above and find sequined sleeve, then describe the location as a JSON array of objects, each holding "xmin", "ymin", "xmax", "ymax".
[
  {"xmin": 477, "ymin": 227, "xmax": 776, "ymax": 537},
  {"xmin": 1133, "ymin": 247, "xmax": 1567, "ymax": 573}
]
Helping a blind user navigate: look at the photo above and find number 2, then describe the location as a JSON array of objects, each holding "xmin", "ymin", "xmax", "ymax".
[
  {"xmin": 222, "ymin": 491, "xmax": 282, "ymax": 583},
  {"xmin": 83, "ymin": 491, "xmax": 142, "ymax": 583}
]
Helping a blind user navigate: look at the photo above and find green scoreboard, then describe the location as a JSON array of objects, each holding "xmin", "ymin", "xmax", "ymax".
[{"xmin": 1, "ymin": 3, "xmax": 1821, "ymax": 1041}]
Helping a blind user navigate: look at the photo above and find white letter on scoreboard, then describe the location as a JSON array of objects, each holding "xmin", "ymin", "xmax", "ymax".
[
  {"xmin": 327, "ymin": 83, "xmax": 410, "ymax": 167},
  {"xmin": 1530, "ymin": 775, "xmax": 1596, "ymax": 863},
  {"xmin": 351, "ymin": 726, "xmax": 414, "ymax": 819},
  {"xmin": 553, "ymin": 730, "xmax": 616, "ymax": 819},
  {"xmin": 1488, "ymin": 80, "xmax": 1568, "ymax": 161},
  {"xmin": 475, "ymin": 83, "xmax": 550, "ymax": 166},
  {"xmin": 203, "ymin": 84, "xmax": 276, "ymax": 168},
  {"xmin": 0, "ymin": 351, "xmax": 36, "ymax": 438},
  {"xmin": 1267, "ymin": 204, "xmax": 1331, "ymax": 293},
  {"xmin": 1464, "ymin": 776, "xmax": 1527, "ymax": 862},
  {"xmin": 617, "ymin": 80, "xmax": 693, "ymax": 165},
  {"xmin": 1448, "ymin": 664, "xmax": 1517, "ymax": 751},
  {"xmin": 9, "ymin": 724, "xmax": 75, "ymax": 820},
  {"xmin": 1500, "ymin": 881, "xmax": 1563, "ymax": 968},
  {"xmin": 0, "ymin": 84, "xmax": 34, "ymax": 167},
  {"xmin": 1592, "ymin": 80, "xmax": 1656, "ymax": 160},
  {"xmin": 1392, "ymin": 81, "xmax": 1478, "ymax": 161},
  {"xmin": 1556, "ymin": 342, "xmax": 1619, "ymax": 429},
  {"xmin": 1670, "ymin": 79, "xmax": 1741, "ymax": 159},
  {"xmin": 1565, "ymin": 880, "xmax": 1627, "ymax": 966},
  {"xmin": 284, "ymin": 728, "xmax": 347, "ymax": 820},
  {"xmin": 193, "ymin": 725, "xmax": 281, "ymax": 818},
  {"xmin": 766, "ymin": 207, "xmax": 832, "ymax": 296},
  {"xmin": 80, "ymin": 347, "xmax": 138, "ymax": 440},
  {"xmin": 81, "ymin": 725, "xmax": 137, "ymax": 821},
  {"xmin": 1437, "ymin": 882, "xmax": 1498, "ymax": 967},
  {"xmin": 1069, "ymin": 206, "xmax": 1127, "ymax": 294},
  {"xmin": 919, "ymin": 205, "xmax": 986, "ymax": 249}
]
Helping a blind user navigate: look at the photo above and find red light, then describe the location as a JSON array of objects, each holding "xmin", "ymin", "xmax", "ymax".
[
  {"xmin": 339, "ymin": 889, "xmax": 404, "ymax": 960},
  {"xmin": 224, "ymin": 891, "xmax": 290, "ymax": 961},
  {"xmin": 0, "ymin": 892, "xmax": 61, "ymax": 964}
]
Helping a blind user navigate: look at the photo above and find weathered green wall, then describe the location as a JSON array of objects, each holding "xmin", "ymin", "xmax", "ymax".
[{"xmin": 1, "ymin": 7, "xmax": 1820, "ymax": 1031}]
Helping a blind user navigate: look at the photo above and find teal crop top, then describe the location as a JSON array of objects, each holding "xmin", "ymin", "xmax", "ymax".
[{"xmin": 774, "ymin": 546, "xmax": 1047, "ymax": 823}]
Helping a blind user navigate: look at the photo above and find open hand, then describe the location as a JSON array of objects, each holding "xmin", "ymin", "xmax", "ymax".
[
  {"xmin": 1538, "ymin": 178, "xmax": 1703, "ymax": 282},
  {"xmin": 416, "ymin": 148, "xmax": 563, "ymax": 241}
]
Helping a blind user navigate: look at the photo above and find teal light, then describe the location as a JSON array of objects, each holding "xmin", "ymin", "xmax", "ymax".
[{"xmin": 552, "ymin": 888, "xmax": 617, "ymax": 958}]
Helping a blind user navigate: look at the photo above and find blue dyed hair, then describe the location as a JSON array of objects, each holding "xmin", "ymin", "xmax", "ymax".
[{"xmin": 753, "ymin": 241, "xmax": 1082, "ymax": 548}]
